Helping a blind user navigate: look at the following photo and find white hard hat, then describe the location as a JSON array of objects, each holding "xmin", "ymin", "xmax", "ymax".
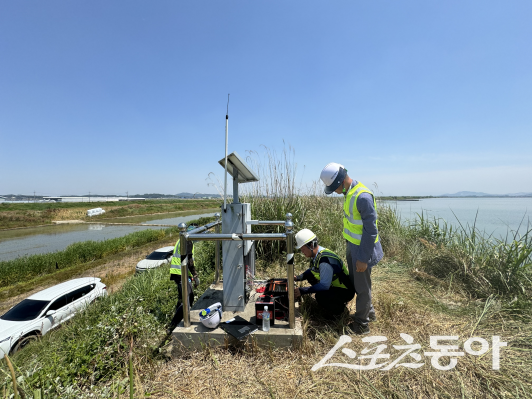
[
  {"xmin": 295, "ymin": 228, "xmax": 317, "ymax": 249},
  {"xmin": 320, "ymin": 162, "xmax": 347, "ymax": 195},
  {"xmin": 199, "ymin": 302, "xmax": 223, "ymax": 329}
]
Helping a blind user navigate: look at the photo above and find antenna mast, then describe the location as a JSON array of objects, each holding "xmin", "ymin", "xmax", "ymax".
[{"xmin": 223, "ymin": 94, "xmax": 230, "ymax": 212}]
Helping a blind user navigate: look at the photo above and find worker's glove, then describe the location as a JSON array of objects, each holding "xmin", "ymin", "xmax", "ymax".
[{"xmin": 193, "ymin": 275, "xmax": 200, "ymax": 287}]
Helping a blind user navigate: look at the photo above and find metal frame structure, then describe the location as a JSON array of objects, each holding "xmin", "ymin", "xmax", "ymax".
[
  {"xmin": 176, "ymin": 149, "xmax": 296, "ymax": 329},
  {"xmin": 178, "ymin": 212, "xmax": 296, "ymax": 329}
]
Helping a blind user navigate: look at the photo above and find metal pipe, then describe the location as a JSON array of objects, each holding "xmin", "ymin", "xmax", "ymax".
[
  {"xmin": 186, "ymin": 233, "xmax": 286, "ymax": 241},
  {"xmin": 185, "ymin": 219, "xmax": 221, "ymax": 237},
  {"xmin": 247, "ymin": 220, "xmax": 285, "ymax": 226},
  {"xmin": 243, "ymin": 233, "xmax": 286, "ymax": 240},
  {"xmin": 179, "ymin": 223, "xmax": 191, "ymax": 328},
  {"xmin": 285, "ymin": 213, "xmax": 295, "ymax": 329},
  {"xmin": 186, "ymin": 233, "xmax": 238, "ymax": 241},
  {"xmin": 223, "ymin": 96, "xmax": 229, "ymax": 212},
  {"xmin": 214, "ymin": 213, "xmax": 221, "ymax": 284}
]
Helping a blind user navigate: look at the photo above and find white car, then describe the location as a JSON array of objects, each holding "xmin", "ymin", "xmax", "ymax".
[
  {"xmin": 0, "ymin": 277, "xmax": 107, "ymax": 358},
  {"xmin": 135, "ymin": 246, "xmax": 175, "ymax": 274}
]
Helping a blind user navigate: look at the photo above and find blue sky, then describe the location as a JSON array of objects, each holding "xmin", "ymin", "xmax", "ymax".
[{"xmin": 1, "ymin": 1, "xmax": 531, "ymax": 197}]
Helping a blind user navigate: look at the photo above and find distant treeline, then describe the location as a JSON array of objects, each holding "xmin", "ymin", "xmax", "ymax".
[
  {"xmin": 378, "ymin": 196, "xmax": 434, "ymax": 201},
  {"xmin": 1, "ymin": 193, "xmax": 222, "ymax": 200}
]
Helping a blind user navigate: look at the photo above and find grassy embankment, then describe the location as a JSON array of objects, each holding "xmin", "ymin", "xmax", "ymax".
[
  {"xmin": 0, "ymin": 229, "xmax": 217, "ymax": 398},
  {"xmin": 0, "ymin": 199, "xmax": 221, "ymax": 229},
  {"xmin": 0, "ymin": 216, "xmax": 215, "ymax": 309},
  {"xmin": 1, "ymin": 149, "xmax": 531, "ymax": 398},
  {"xmin": 2, "ymin": 195, "xmax": 530, "ymax": 398}
]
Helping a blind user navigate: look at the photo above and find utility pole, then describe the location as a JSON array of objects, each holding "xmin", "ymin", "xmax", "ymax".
[
  {"xmin": 126, "ymin": 191, "xmax": 128, "ymax": 200},
  {"xmin": 89, "ymin": 191, "xmax": 91, "ymax": 203},
  {"xmin": 34, "ymin": 191, "xmax": 36, "ymax": 203}
]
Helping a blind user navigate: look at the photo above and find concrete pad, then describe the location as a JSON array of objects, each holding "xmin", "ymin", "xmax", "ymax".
[{"xmin": 170, "ymin": 282, "xmax": 303, "ymax": 351}]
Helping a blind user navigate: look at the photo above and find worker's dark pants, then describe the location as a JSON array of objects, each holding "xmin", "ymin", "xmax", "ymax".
[
  {"xmin": 346, "ymin": 243, "xmax": 376, "ymax": 327},
  {"xmin": 315, "ymin": 287, "xmax": 355, "ymax": 317},
  {"xmin": 169, "ymin": 278, "xmax": 194, "ymax": 329}
]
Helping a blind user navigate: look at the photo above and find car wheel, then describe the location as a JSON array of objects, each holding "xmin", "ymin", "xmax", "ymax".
[{"xmin": 11, "ymin": 334, "xmax": 39, "ymax": 354}]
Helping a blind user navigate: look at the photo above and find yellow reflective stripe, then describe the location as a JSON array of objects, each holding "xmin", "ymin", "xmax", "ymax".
[
  {"xmin": 344, "ymin": 211, "xmax": 363, "ymax": 225},
  {"xmin": 343, "ymin": 182, "xmax": 378, "ymax": 245},
  {"xmin": 344, "ymin": 228, "xmax": 362, "ymax": 241},
  {"xmin": 348, "ymin": 187, "xmax": 366, "ymax": 217},
  {"xmin": 170, "ymin": 263, "xmax": 193, "ymax": 277},
  {"xmin": 312, "ymin": 248, "xmax": 349, "ymax": 290},
  {"xmin": 169, "ymin": 240, "xmax": 194, "ymax": 277},
  {"xmin": 348, "ymin": 188, "xmax": 374, "ymax": 213}
]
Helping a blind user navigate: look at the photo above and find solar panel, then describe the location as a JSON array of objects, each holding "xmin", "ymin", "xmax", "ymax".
[{"xmin": 218, "ymin": 152, "xmax": 259, "ymax": 183}]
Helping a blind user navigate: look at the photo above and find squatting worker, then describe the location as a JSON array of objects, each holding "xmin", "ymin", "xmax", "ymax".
[
  {"xmin": 167, "ymin": 232, "xmax": 200, "ymax": 334},
  {"xmin": 320, "ymin": 163, "xmax": 383, "ymax": 335},
  {"xmin": 294, "ymin": 229, "xmax": 355, "ymax": 318}
]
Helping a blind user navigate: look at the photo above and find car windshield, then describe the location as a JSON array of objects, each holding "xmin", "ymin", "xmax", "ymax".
[
  {"xmin": 146, "ymin": 251, "xmax": 172, "ymax": 260},
  {"xmin": 1, "ymin": 299, "xmax": 50, "ymax": 321}
]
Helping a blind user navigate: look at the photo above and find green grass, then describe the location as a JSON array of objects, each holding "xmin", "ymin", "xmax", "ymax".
[
  {"xmin": 244, "ymin": 145, "xmax": 532, "ymax": 306},
  {"xmin": 0, "ymin": 199, "xmax": 221, "ymax": 229},
  {"xmin": 0, "ymin": 229, "xmax": 169, "ymax": 288},
  {"xmin": 1, "ymin": 225, "xmax": 530, "ymax": 398},
  {"xmin": 0, "ymin": 199, "xmax": 221, "ymax": 213},
  {"xmin": 0, "ymin": 218, "xmax": 213, "ymax": 298},
  {"xmin": 378, "ymin": 205, "xmax": 532, "ymax": 305},
  {"xmin": 3, "ymin": 265, "xmax": 177, "ymax": 397},
  {"xmin": 2, "ymin": 147, "xmax": 531, "ymax": 398},
  {"xmin": 1, "ymin": 223, "xmax": 217, "ymax": 398}
]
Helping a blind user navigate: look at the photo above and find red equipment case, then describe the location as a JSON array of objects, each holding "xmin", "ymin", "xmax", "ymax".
[{"xmin": 255, "ymin": 295, "xmax": 275, "ymax": 326}]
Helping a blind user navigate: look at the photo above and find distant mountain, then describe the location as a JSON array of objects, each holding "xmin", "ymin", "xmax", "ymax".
[{"xmin": 441, "ymin": 191, "xmax": 532, "ymax": 197}]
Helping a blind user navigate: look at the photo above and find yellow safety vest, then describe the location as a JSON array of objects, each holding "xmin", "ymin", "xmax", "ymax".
[
  {"xmin": 343, "ymin": 182, "xmax": 379, "ymax": 245},
  {"xmin": 310, "ymin": 248, "xmax": 350, "ymax": 290},
  {"xmin": 169, "ymin": 241, "xmax": 195, "ymax": 278}
]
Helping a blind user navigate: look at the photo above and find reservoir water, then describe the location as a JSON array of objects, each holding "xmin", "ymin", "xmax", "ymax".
[
  {"xmin": 380, "ymin": 198, "xmax": 531, "ymax": 240},
  {"xmin": 0, "ymin": 210, "xmax": 217, "ymax": 261},
  {"xmin": 2, "ymin": 199, "xmax": 530, "ymax": 261}
]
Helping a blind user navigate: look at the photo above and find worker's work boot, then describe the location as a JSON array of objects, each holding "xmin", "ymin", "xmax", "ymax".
[
  {"xmin": 349, "ymin": 313, "xmax": 376, "ymax": 323},
  {"xmin": 349, "ymin": 322, "xmax": 370, "ymax": 335}
]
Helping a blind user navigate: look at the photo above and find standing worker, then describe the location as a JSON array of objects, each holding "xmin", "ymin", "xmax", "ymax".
[
  {"xmin": 167, "ymin": 234, "xmax": 199, "ymax": 334},
  {"xmin": 320, "ymin": 163, "xmax": 383, "ymax": 334},
  {"xmin": 294, "ymin": 229, "xmax": 355, "ymax": 318}
]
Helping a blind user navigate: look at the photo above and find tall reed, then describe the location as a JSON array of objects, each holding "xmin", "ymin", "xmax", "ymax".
[
  {"xmin": 241, "ymin": 145, "xmax": 532, "ymax": 304},
  {"xmin": 240, "ymin": 145, "xmax": 345, "ymax": 260},
  {"xmin": 378, "ymin": 205, "xmax": 532, "ymax": 303}
]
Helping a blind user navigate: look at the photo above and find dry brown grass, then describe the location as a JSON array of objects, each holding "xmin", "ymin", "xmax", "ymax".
[
  {"xmin": 134, "ymin": 261, "xmax": 531, "ymax": 399},
  {"xmin": 53, "ymin": 208, "xmax": 87, "ymax": 221}
]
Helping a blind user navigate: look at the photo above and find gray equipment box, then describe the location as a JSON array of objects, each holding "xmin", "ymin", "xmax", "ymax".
[{"xmin": 222, "ymin": 203, "xmax": 252, "ymax": 311}]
